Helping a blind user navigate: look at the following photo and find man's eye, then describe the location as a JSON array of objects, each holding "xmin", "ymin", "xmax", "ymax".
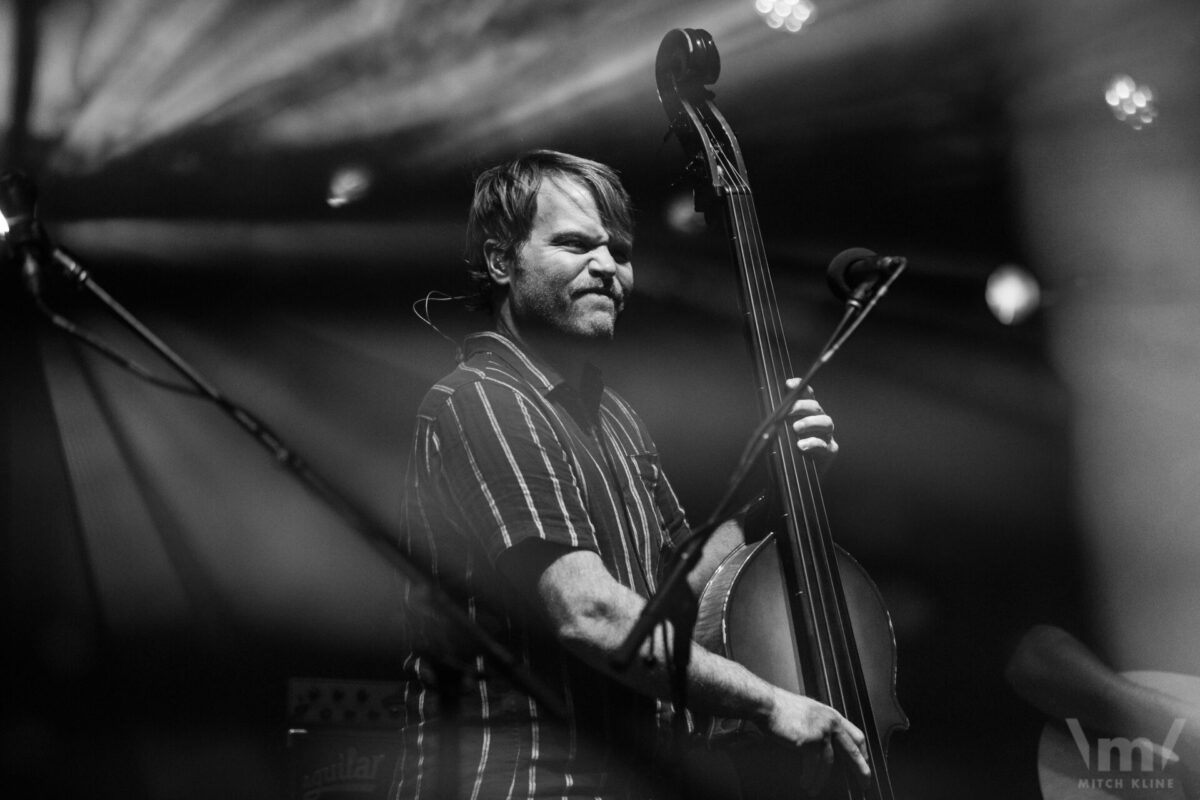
[{"xmin": 558, "ymin": 237, "xmax": 630, "ymax": 262}]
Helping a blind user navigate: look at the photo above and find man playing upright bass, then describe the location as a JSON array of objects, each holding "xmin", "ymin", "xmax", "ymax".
[{"xmin": 395, "ymin": 149, "xmax": 870, "ymax": 798}]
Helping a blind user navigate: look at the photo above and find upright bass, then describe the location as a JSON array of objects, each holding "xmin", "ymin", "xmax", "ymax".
[{"xmin": 655, "ymin": 29, "xmax": 909, "ymax": 799}]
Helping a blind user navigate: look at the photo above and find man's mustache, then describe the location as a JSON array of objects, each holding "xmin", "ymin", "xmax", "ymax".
[{"xmin": 573, "ymin": 285, "xmax": 626, "ymax": 307}]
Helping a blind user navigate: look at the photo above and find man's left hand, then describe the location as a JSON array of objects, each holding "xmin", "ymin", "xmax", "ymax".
[{"xmin": 786, "ymin": 377, "xmax": 838, "ymax": 471}]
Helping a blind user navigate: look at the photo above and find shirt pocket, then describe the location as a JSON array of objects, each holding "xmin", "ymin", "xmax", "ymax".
[
  {"xmin": 627, "ymin": 451, "xmax": 662, "ymax": 493},
  {"xmin": 628, "ymin": 450, "xmax": 679, "ymax": 548}
]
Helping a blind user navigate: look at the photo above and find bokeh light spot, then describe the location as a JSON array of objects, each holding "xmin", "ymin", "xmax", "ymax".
[
  {"xmin": 326, "ymin": 165, "xmax": 373, "ymax": 208},
  {"xmin": 986, "ymin": 264, "xmax": 1041, "ymax": 325},
  {"xmin": 665, "ymin": 192, "xmax": 706, "ymax": 235}
]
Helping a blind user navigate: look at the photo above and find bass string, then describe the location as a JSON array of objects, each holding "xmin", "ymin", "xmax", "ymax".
[
  {"xmin": 699, "ymin": 141, "xmax": 819, "ymax": 658},
  {"xmin": 717, "ymin": 126, "xmax": 896, "ymax": 800},
  {"xmin": 704, "ymin": 118, "xmax": 887, "ymax": 794},
  {"xmin": 701, "ymin": 129, "xmax": 839, "ymax": 694},
  {"xmin": 736, "ymin": 172, "xmax": 892, "ymax": 800},
  {"xmin": 735, "ymin": 192, "xmax": 850, "ymax": 716}
]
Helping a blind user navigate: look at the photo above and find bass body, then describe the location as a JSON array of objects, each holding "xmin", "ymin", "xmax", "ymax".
[{"xmin": 696, "ymin": 533, "xmax": 907, "ymax": 752}]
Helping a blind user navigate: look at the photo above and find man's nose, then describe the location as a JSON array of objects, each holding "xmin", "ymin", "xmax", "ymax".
[{"xmin": 588, "ymin": 247, "xmax": 618, "ymax": 276}]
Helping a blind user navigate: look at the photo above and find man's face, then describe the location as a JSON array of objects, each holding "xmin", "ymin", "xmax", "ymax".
[{"xmin": 503, "ymin": 175, "xmax": 633, "ymax": 342}]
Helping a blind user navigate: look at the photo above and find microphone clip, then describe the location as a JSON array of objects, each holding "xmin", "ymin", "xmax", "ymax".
[
  {"xmin": 826, "ymin": 248, "xmax": 906, "ymax": 312},
  {"xmin": 846, "ymin": 256, "xmax": 905, "ymax": 310}
]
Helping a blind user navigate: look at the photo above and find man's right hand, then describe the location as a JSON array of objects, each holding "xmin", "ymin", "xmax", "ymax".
[
  {"xmin": 761, "ymin": 686, "xmax": 873, "ymax": 794},
  {"xmin": 512, "ymin": 543, "xmax": 875, "ymax": 794}
]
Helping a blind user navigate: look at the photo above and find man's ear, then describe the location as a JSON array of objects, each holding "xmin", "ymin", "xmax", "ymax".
[{"xmin": 483, "ymin": 240, "xmax": 511, "ymax": 286}]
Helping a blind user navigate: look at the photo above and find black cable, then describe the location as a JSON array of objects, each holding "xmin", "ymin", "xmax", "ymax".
[{"xmin": 30, "ymin": 290, "xmax": 203, "ymax": 396}]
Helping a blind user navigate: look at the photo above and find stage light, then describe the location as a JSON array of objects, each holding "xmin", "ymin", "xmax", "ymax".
[
  {"xmin": 1105, "ymin": 74, "xmax": 1157, "ymax": 130},
  {"xmin": 986, "ymin": 264, "xmax": 1041, "ymax": 325},
  {"xmin": 756, "ymin": 0, "xmax": 816, "ymax": 34},
  {"xmin": 0, "ymin": 208, "xmax": 8, "ymax": 238}
]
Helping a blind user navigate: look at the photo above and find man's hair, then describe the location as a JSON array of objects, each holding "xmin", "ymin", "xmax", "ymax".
[{"xmin": 464, "ymin": 149, "xmax": 634, "ymax": 312}]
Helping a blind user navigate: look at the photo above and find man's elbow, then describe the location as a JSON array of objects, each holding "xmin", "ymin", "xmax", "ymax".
[
  {"xmin": 551, "ymin": 592, "xmax": 627, "ymax": 654},
  {"xmin": 525, "ymin": 547, "xmax": 638, "ymax": 654}
]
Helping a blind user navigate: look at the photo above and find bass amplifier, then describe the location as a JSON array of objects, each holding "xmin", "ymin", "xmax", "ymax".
[{"xmin": 286, "ymin": 678, "xmax": 406, "ymax": 800}]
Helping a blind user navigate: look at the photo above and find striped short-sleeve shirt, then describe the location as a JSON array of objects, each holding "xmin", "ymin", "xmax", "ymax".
[{"xmin": 393, "ymin": 331, "xmax": 690, "ymax": 800}]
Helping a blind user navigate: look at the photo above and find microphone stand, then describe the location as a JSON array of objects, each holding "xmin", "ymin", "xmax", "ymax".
[
  {"xmin": 612, "ymin": 260, "xmax": 906, "ymax": 690},
  {"xmin": 9, "ymin": 218, "xmax": 567, "ymax": 799}
]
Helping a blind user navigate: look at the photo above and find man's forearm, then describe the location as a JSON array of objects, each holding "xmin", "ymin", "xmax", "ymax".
[
  {"xmin": 525, "ymin": 546, "xmax": 871, "ymax": 783},
  {"xmin": 542, "ymin": 548, "xmax": 778, "ymax": 725}
]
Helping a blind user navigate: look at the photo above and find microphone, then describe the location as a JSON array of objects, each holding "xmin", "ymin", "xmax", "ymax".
[
  {"xmin": 826, "ymin": 247, "xmax": 905, "ymax": 303},
  {"xmin": 0, "ymin": 171, "xmax": 46, "ymax": 253},
  {"xmin": 1, "ymin": 171, "xmax": 53, "ymax": 296}
]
